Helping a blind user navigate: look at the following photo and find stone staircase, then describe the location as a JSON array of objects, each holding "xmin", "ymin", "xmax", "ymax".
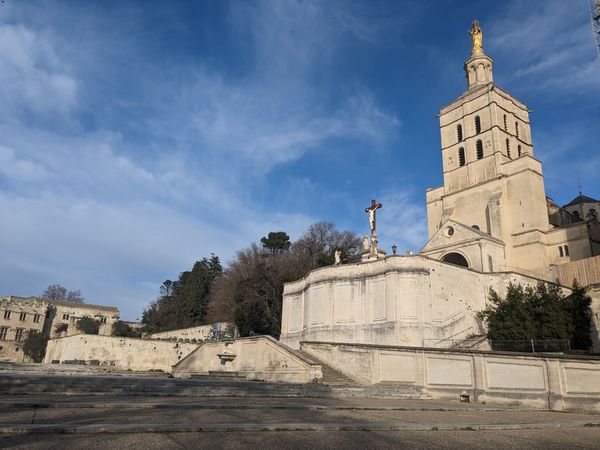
[
  {"xmin": 0, "ymin": 373, "xmax": 424, "ymax": 399},
  {"xmin": 294, "ymin": 350, "xmax": 356, "ymax": 385}
]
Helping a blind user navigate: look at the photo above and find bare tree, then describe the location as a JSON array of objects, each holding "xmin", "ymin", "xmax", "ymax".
[{"xmin": 41, "ymin": 284, "xmax": 85, "ymax": 303}]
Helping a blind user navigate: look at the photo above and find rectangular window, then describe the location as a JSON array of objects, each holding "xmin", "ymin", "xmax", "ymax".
[
  {"xmin": 100, "ymin": 317, "xmax": 107, "ymax": 324},
  {"xmin": 3, "ymin": 311, "xmax": 10, "ymax": 320},
  {"xmin": 15, "ymin": 328, "xmax": 24, "ymax": 342},
  {"xmin": 33, "ymin": 314, "xmax": 41, "ymax": 323},
  {"xmin": 62, "ymin": 313, "xmax": 70, "ymax": 320},
  {"xmin": 0, "ymin": 327, "xmax": 8, "ymax": 340},
  {"xmin": 19, "ymin": 312, "xmax": 26, "ymax": 321},
  {"xmin": 559, "ymin": 246, "xmax": 564, "ymax": 257}
]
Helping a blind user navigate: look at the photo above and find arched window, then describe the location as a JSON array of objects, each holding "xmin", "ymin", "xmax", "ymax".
[
  {"xmin": 442, "ymin": 252, "xmax": 469, "ymax": 268},
  {"xmin": 503, "ymin": 114, "xmax": 507, "ymax": 131},
  {"xmin": 475, "ymin": 116, "xmax": 481, "ymax": 134},
  {"xmin": 559, "ymin": 246, "xmax": 564, "ymax": 257},
  {"xmin": 506, "ymin": 139, "xmax": 511, "ymax": 158},
  {"xmin": 517, "ymin": 145, "xmax": 522, "ymax": 157},
  {"xmin": 458, "ymin": 147, "xmax": 465, "ymax": 166},
  {"xmin": 564, "ymin": 245, "xmax": 569, "ymax": 257},
  {"xmin": 457, "ymin": 124, "xmax": 463, "ymax": 142},
  {"xmin": 472, "ymin": 225, "xmax": 480, "ymax": 230},
  {"xmin": 476, "ymin": 140, "xmax": 483, "ymax": 159},
  {"xmin": 515, "ymin": 122, "xmax": 519, "ymax": 138}
]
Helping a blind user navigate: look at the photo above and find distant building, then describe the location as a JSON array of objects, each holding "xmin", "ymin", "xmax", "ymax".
[{"xmin": 0, "ymin": 295, "xmax": 119, "ymax": 362}]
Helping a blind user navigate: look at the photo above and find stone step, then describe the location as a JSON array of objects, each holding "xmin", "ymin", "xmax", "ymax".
[
  {"xmin": 295, "ymin": 351, "xmax": 356, "ymax": 385},
  {"xmin": 0, "ymin": 374, "xmax": 424, "ymax": 399}
]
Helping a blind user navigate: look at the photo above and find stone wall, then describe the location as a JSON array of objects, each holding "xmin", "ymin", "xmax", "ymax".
[
  {"xmin": 44, "ymin": 335, "xmax": 197, "ymax": 372},
  {"xmin": 281, "ymin": 255, "xmax": 567, "ymax": 349},
  {"xmin": 301, "ymin": 341, "xmax": 600, "ymax": 413},
  {"xmin": 147, "ymin": 322, "xmax": 237, "ymax": 341},
  {"xmin": 173, "ymin": 336, "xmax": 322, "ymax": 384}
]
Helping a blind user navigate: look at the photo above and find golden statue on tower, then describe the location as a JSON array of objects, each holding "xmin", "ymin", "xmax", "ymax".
[{"xmin": 468, "ymin": 19, "xmax": 483, "ymax": 56}]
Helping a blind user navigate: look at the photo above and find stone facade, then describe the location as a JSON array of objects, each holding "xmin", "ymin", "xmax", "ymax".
[
  {"xmin": 147, "ymin": 322, "xmax": 237, "ymax": 341},
  {"xmin": 0, "ymin": 296, "xmax": 49, "ymax": 362},
  {"xmin": 47, "ymin": 300, "xmax": 119, "ymax": 338},
  {"xmin": 301, "ymin": 341, "xmax": 600, "ymax": 413},
  {"xmin": 0, "ymin": 295, "xmax": 119, "ymax": 362},
  {"xmin": 44, "ymin": 334, "xmax": 196, "ymax": 372},
  {"xmin": 422, "ymin": 39, "xmax": 600, "ymax": 277},
  {"xmin": 173, "ymin": 336, "xmax": 322, "ymax": 383},
  {"xmin": 280, "ymin": 255, "xmax": 564, "ymax": 350}
]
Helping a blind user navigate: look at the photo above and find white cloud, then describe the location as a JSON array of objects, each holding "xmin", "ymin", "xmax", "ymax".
[
  {"xmin": 0, "ymin": 1, "xmax": 404, "ymax": 320},
  {"xmin": 0, "ymin": 23, "xmax": 77, "ymax": 116},
  {"xmin": 377, "ymin": 188, "xmax": 427, "ymax": 255},
  {"xmin": 487, "ymin": 0, "xmax": 600, "ymax": 96}
]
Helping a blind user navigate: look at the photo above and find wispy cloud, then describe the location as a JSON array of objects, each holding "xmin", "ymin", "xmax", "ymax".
[
  {"xmin": 0, "ymin": 1, "xmax": 402, "ymax": 319},
  {"xmin": 487, "ymin": 0, "xmax": 600, "ymax": 97},
  {"xmin": 377, "ymin": 188, "xmax": 427, "ymax": 255}
]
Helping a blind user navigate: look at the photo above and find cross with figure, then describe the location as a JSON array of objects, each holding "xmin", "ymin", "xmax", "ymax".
[{"xmin": 365, "ymin": 199, "xmax": 383, "ymax": 256}]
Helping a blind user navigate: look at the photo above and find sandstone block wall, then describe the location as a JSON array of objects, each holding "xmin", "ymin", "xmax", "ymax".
[
  {"xmin": 147, "ymin": 322, "xmax": 237, "ymax": 341},
  {"xmin": 173, "ymin": 336, "xmax": 322, "ymax": 384},
  {"xmin": 44, "ymin": 335, "xmax": 197, "ymax": 372},
  {"xmin": 281, "ymin": 255, "xmax": 564, "ymax": 350},
  {"xmin": 301, "ymin": 341, "xmax": 600, "ymax": 413}
]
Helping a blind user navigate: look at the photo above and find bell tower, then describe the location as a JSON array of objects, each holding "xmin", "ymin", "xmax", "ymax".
[{"xmin": 423, "ymin": 20, "xmax": 553, "ymax": 277}]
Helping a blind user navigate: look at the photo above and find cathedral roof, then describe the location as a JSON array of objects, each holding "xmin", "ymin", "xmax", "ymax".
[{"xmin": 564, "ymin": 193, "xmax": 600, "ymax": 207}]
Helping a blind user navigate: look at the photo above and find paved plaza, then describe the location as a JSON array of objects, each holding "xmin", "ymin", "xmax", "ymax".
[{"xmin": 1, "ymin": 394, "xmax": 600, "ymax": 449}]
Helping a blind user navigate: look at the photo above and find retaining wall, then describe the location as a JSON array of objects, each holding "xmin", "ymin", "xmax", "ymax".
[
  {"xmin": 301, "ymin": 341, "xmax": 600, "ymax": 413},
  {"xmin": 44, "ymin": 335, "xmax": 198, "ymax": 372},
  {"xmin": 173, "ymin": 336, "xmax": 322, "ymax": 383}
]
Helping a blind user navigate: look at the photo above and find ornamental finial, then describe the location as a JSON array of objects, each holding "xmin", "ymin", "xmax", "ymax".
[{"xmin": 468, "ymin": 20, "xmax": 484, "ymax": 56}]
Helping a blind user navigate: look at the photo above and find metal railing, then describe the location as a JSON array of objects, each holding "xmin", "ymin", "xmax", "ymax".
[{"xmin": 422, "ymin": 338, "xmax": 571, "ymax": 354}]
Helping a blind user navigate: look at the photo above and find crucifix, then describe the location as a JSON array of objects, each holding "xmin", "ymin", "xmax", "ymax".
[{"xmin": 365, "ymin": 199, "xmax": 383, "ymax": 256}]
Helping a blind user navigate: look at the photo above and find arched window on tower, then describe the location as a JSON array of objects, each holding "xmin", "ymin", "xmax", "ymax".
[
  {"xmin": 503, "ymin": 114, "xmax": 507, "ymax": 131},
  {"xmin": 515, "ymin": 122, "xmax": 519, "ymax": 138},
  {"xmin": 458, "ymin": 147, "xmax": 465, "ymax": 166},
  {"xmin": 559, "ymin": 246, "xmax": 564, "ymax": 257},
  {"xmin": 518, "ymin": 145, "xmax": 522, "ymax": 157},
  {"xmin": 475, "ymin": 116, "xmax": 481, "ymax": 134},
  {"xmin": 476, "ymin": 140, "xmax": 483, "ymax": 159},
  {"xmin": 564, "ymin": 245, "xmax": 569, "ymax": 257},
  {"xmin": 457, "ymin": 124, "xmax": 463, "ymax": 142},
  {"xmin": 506, "ymin": 139, "xmax": 511, "ymax": 159}
]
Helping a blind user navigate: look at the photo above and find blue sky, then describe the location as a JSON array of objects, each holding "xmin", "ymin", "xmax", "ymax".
[{"xmin": 1, "ymin": 0, "xmax": 598, "ymax": 321}]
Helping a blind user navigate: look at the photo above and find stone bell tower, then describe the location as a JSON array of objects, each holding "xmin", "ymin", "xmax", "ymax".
[{"xmin": 422, "ymin": 20, "xmax": 553, "ymax": 277}]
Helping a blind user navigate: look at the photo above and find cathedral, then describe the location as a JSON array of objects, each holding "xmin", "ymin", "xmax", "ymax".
[
  {"xmin": 421, "ymin": 20, "xmax": 600, "ymax": 276},
  {"xmin": 280, "ymin": 21, "xmax": 600, "ymax": 352}
]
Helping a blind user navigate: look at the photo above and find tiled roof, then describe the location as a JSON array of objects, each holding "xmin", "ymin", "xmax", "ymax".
[{"xmin": 564, "ymin": 194, "xmax": 600, "ymax": 207}]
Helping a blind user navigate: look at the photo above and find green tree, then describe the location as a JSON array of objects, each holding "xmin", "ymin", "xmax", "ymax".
[
  {"xmin": 479, "ymin": 281, "xmax": 593, "ymax": 351},
  {"xmin": 23, "ymin": 332, "xmax": 49, "ymax": 363},
  {"xmin": 260, "ymin": 231, "xmax": 291, "ymax": 254},
  {"xmin": 141, "ymin": 255, "xmax": 222, "ymax": 333},
  {"xmin": 76, "ymin": 317, "xmax": 101, "ymax": 335},
  {"xmin": 563, "ymin": 281, "xmax": 592, "ymax": 350},
  {"xmin": 111, "ymin": 321, "xmax": 142, "ymax": 338},
  {"xmin": 207, "ymin": 223, "xmax": 361, "ymax": 338}
]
